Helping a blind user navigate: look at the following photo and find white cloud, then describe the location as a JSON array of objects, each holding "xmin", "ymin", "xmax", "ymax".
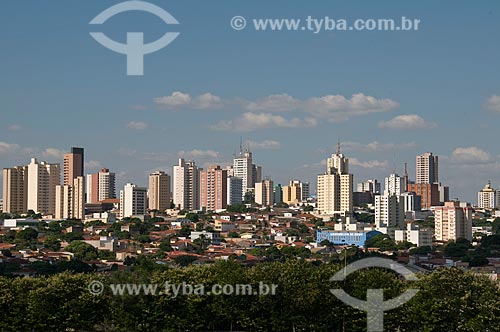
[
  {"xmin": 451, "ymin": 146, "xmax": 491, "ymax": 163},
  {"xmin": 378, "ymin": 114, "xmax": 437, "ymax": 130},
  {"xmin": 244, "ymin": 94, "xmax": 300, "ymax": 112},
  {"xmin": 42, "ymin": 148, "xmax": 65, "ymax": 160},
  {"xmin": 7, "ymin": 124, "xmax": 22, "ymax": 131},
  {"xmin": 126, "ymin": 121, "xmax": 148, "ymax": 130},
  {"xmin": 0, "ymin": 142, "xmax": 21, "ymax": 154},
  {"xmin": 178, "ymin": 149, "xmax": 220, "ymax": 159},
  {"xmin": 154, "ymin": 92, "xmax": 223, "ymax": 110},
  {"xmin": 305, "ymin": 93, "xmax": 400, "ymax": 122},
  {"xmin": 210, "ymin": 112, "xmax": 317, "ymax": 132},
  {"xmin": 350, "ymin": 158, "xmax": 389, "ymax": 169},
  {"xmin": 343, "ymin": 141, "xmax": 417, "ymax": 152},
  {"xmin": 85, "ymin": 160, "xmax": 102, "ymax": 170},
  {"xmin": 484, "ymin": 94, "xmax": 500, "ymax": 113},
  {"xmin": 246, "ymin": 140, "xmax": 281, "ymax": 150}
]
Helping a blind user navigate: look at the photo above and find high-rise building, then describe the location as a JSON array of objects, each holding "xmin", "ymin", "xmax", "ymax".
[
  {"xmin": 2, "ymin": 166, "xmax": 28, "ymax": 214},
  {"xmin": 120, "ymin": 183, "xmax": 147, "ymax": 218},
  {"xmin": 273, "ymin": 184, "xmax": 283, "ymax": 204},
  {"xmin": 282, "ymin": 180, "xmax": 309, "ymax": 205},
  {"xmin": 233, "ymin": 147, "xmax": 253, "ymax": 199},
  {"xmin": 317, "ymin": 146, "xmax": 353, "ymax": 215},
  {"xmin": 416, "ymin": 152, "xmax": 438, "ymax": 184},
  {"xmin": 27, "ymin": 158, "xmax": 60, "ymax": 215},
  {"xmin": 384, "ymin": 174, "xmax": 404, "ymax": 196},
  {"xmin": 255, "ymin": 179, "xmax": 274, "ymax": 206},
  {"xmin": 478, "ymin": 182, "xmax": 500, "ymax": 209},
  {"xmin": 86, "ymin": 168, "xmax": 116, "ymax": 203},
  {"xmin": 173, "ymin": 158, "xmax": 200, "ymax": 211},
  {"xmin": 401, "ymin": 192, "xmax": 421, "ymax": 212},
  {"xmin": 357, "ymin": 179, "xmax": 381, "ymax": 195},
  {"xmin": 434, "ymin": 201, "xmax": 472, "ymax": 241},
  {"xmin": 374, "ymin": 194, "xmax": 405, "ymax": 230},
  {"xmin": 55, "ymin": 176, "xmax": 85, "ymax": 219},
  {"xmin": 406, "ymin": 183, "xmax": 440, "ymax": 210},
  {"xmin": 227, "ymin": 176, "xmax": 243, "ymax": 206},
  {"xmin": 200, "ymin": 165, "xmax": 227, "ymax": 211},
  {"xmin": 63, "ymin": 147, "xmax": 84, "ymax": 186},
  {"xmin": 148, "ymin": 171, "xmax": 171, "ymax": 212}
]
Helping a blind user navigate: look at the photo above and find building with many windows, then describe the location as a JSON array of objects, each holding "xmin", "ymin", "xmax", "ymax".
[
  {"xmin": 120, "ymin": 183, "xmax": 147, "ymax": 218},
  {"xmin": 173, "ymin": 159, "xmax": 200, "ymax": 211},
  {"xmin": 434, "ymin": 201, "xmax": 472, "ymax": 242},
  {"xmin": 478, "ymin": 182, "xmax": 499, "ymax": 209},
  {"xmin": 2, "ymin": 165, "xmax": 28, "ymax": 214},
  {"xmin": 148, "ymin": 171, "xmax": 171, "ymax": 212},
  {"xmin": 27, "ymin": 158, "xmax": 60, "ymax": 215},
  {"xmin": 200, "ymin": 165, "xmax": 227, "ymax": 211}
]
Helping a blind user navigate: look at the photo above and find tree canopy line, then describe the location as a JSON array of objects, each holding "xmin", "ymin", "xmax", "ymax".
[{"xmin": 0, "ymin": 260, "xmax": 499, "ymax": 332}]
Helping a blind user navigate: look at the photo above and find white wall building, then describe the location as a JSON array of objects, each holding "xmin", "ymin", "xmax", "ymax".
[
  {"xmin": 478, "ymin": 182, "xmax": 499, "ymax": 209},
  {"xmin": 173, "ymin": 159, "xmax": 200, "ymax": 211},
  {"xmin": 384, "ymin": 173, "xmax": 404, "ymax": 196},
  {"xmin": 27, "ymin": 158, "xmax": 60, "ymax": 215},
  {"xmin": 120, "ymin": 183, "xmax": 147, "ymax": 218}
]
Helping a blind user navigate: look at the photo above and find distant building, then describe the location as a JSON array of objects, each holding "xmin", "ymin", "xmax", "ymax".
[
  {"xmin": 317, "ymin": 146, "xmax": 353, "ymax": 215},
  {"xmin": 200, "ymin": 166, "xmax": 227, "ymax": 211},
  {"xmin": 316, "ymin": 229, "xmax": 382, "ymax": 247},
  {"xmin": 357, "ymin": 179, "xmax": 381, "ymax": 195},
  {"xmin": 2, "ymin": 165, "xmax": 28, "ymax": 214},
  {"xmin": 273, "ymin": 184, "xmax": 283, "ymax": 204},
  {"xmin": 255, "ymin": 179, "xmax": 274, "ymax": 206},
  {"xmin": 233, "ymin": 145, "xmax": 261, "ymax": 199},
  {"xmin": 478, "ymin": 182, "xmax": 499, "ymax": 209},
  {"xmin": 120, "ymin": 183, "xmax": 147, "ymax": 218},
  {"xmin": 63, "ymin": 147, "xmax": 84, "ymax": 186},
  {"xmin": 27, "ymin": 158, "xmax": 60, "ymax": 215},
  {"xmin": 173, "ymin": 158, "xmax": 200, "ymax": 211},
  {"xmin": 434, "ymin": 201, "xmax": 472, "ymax": 242},
  {"xmin": 282, "ymin": 180, "xmax": 306, "ymax": 205},
  {"xmin": 55, "ymin": 176, "xmax": 85, "ymax": 220},
  {"xmin": 148, "ymin": 171, "xmax": 171, "ymax": 212},
  {"xmin": 384, "ymin": 173, "xmax": 404, "ymax": 196},
  {"xmin": 374, "ymin": 194, "xmax": 405, "ymax": 231},
  {"xmin": 401, "ymin": 192, "xmax": 421, "ymax": 212},
  {"xmin": 416, "ymin": 152, "xmax": 438, "ymax": 184},
  {"xmin": 406, "ymin": 183, "xmax": 440, "ymax": 210},
  {"xmin": 394, "ymin": 223, "xmax": 433, "ymax": 247},
  {"xmin": 86, "ymin": 168, "xmax": 116, "ymax": 204},
  {"xmin": 227, "ymin": 176, "xmax": 243, "ymax": 206}
]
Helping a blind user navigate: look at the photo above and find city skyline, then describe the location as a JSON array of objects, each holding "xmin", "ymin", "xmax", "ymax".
[{"xmin": 1, "ymin": 0, "xmax": 500, "ymax": 202}]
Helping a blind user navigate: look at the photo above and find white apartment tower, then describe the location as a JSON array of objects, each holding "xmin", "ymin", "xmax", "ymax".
[
  {"xmin": 27, "ymin": 158, "xmax": 60, "ymax": 215},
  {"xmin": 120, "ymin": 183, "xmax": 147, "ymax": 218},
  {"xmin": 173, "ymin": 159, "xmax": 200, "ymax": 211},
  {"xmin": 478, "ymin": 182, "xmax": 500, "ymax": 209},
  {"xmin": 148, "ymin": 171, "xmax": 171, "ymax": 212},
  {"xmin": 317, "ymin": 145, "xmax": 353, "ymax": 215},
  {"xmin": 86, "ymin": 168, "xmax": 116, "ymax": 204},
  {"xmin": 375, "ymin": 194, "xmax": 405, "ymax": 230},
  {"xmin": 55, "ymin": 176, "xmax": 85, "ymax": 220},
  {"xmin": 384, "ymin": 173, "xmax": 404, "ymax": 196}
]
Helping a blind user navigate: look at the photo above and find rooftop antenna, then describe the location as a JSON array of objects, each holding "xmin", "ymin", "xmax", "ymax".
[
  {"xmin": 404, "ymin": 162, "xmax": 408, "ymax": 177},
  {"xmin": 239, "ymin": 136, "xmax": 243, "ymax": 155},
  {"xmin": 337, "ymin": 141, "xmax": 341, "ymax": 155}
]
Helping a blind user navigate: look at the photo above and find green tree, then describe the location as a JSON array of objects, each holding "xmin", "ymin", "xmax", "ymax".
[{"xmin": 65, "ymin": 241, "xmax": 98, "ymax": 261}]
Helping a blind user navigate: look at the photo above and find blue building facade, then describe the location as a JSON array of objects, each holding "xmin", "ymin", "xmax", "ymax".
[{"xmin": 316, "ymin": 229, "xmax": 382, "ymax": 247}]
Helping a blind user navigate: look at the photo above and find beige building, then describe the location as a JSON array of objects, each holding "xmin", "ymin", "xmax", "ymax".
[
  {"xmin": 148, "ymin": 171, "xmax": 171, "ymax": 212},
  {"xmin": 200, "ymin": 166, "xmax": 227, "ymax": 211},
  {"xmin": 63, "ymin": 147, "xmax": 84, "ymax": 186},
  {"xmin": 434, "ymin": 201, "xmax": 472, "ymax": 242},
  {"xmin": 27, "ymin": 158, "xmax": 60, "ymax": 215},
  {"xmin": 86, "ymin": 168, "xmax": 116, "ymax": 203},
  {"xmin": 255, "ymin": 179, "xmax": 274, "ymax": 206},
  {"xmin": 317, "ymin": 148, "xmax": 353, "ymax": 216},
  {"xmin": 282, "ymin": 182, "xmax": 301, "ymax": 205},
  {"xmin": 2, "ymin": 166, "xmax": 28, "ymax": 214},
  {"xmin": 416, "ymin": 152, "xmax": 438, "ymax": 184}
]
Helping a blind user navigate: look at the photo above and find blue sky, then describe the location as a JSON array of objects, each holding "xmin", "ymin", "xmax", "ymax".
[{"xmin": 1, "ymin": 0, "xmax": 500, "ymax": 202}]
